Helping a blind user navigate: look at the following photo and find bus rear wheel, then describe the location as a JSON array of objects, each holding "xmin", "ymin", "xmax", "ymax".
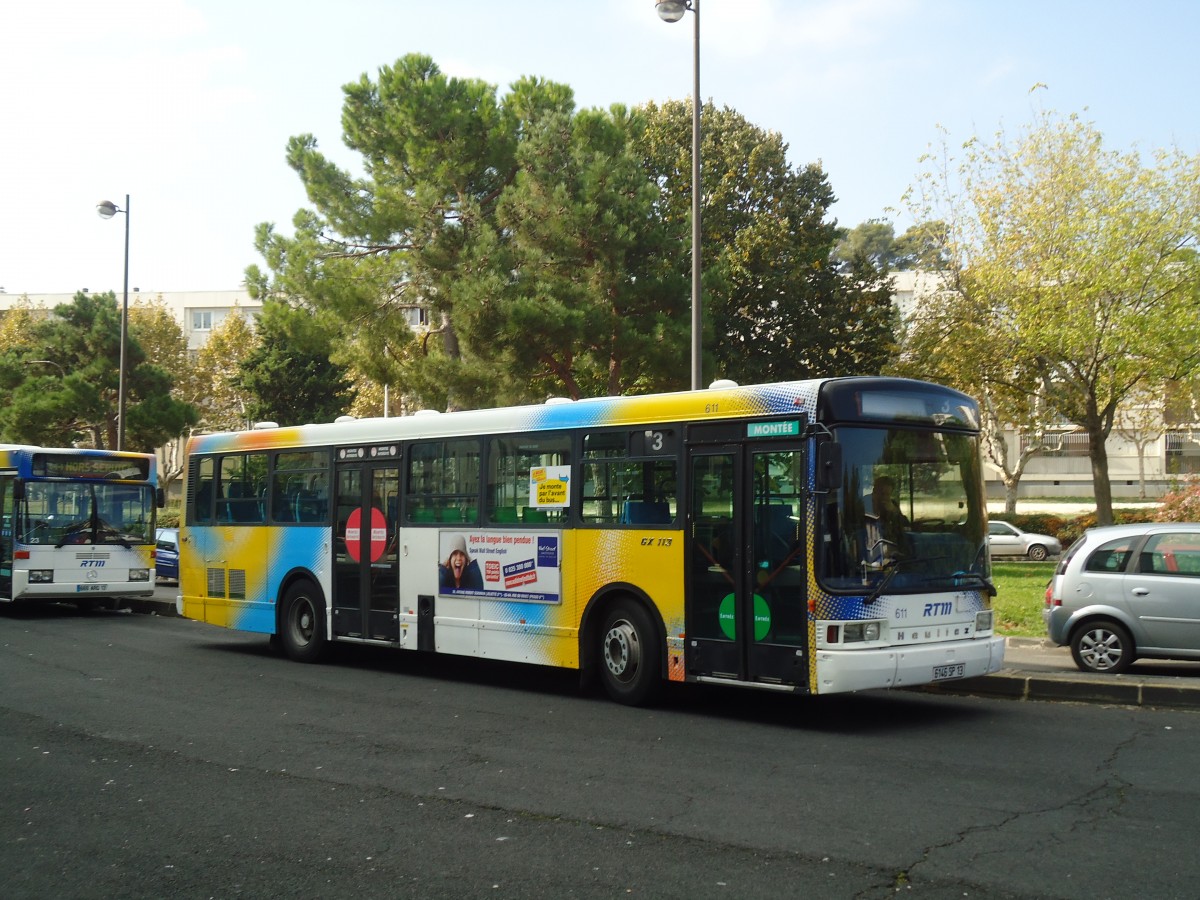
[
  {"xmin": 280, "ymin": 581, "xmax": 326, "ymax": 664},
  {"xmin": 598, "ymin": 600, "xmax": 661, "ymax": 706}
]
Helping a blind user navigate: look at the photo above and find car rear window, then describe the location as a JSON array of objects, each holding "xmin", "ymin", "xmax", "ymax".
[{"xmin": 1084, "ymin": 538, "xmax": 1135, "ymax": 573}]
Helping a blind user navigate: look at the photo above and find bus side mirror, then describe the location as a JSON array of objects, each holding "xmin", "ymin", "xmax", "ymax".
[
  {"xmin": 816, "ymin": 442, "xmax": 841, "ymax": 492},
  {"xmin": 13, "ymin": 479, "xmax": 24, "ymax": 501},
  {"xmin": 156, "ymin": 487, "xmax": 166, "ymax": 509}
]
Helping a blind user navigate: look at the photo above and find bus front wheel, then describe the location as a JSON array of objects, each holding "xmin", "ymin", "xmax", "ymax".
[
  {"xmin": 280, "ymin": 581, "xmax": 327, "ymax": 664},
  {"xmin": 598, "ymin": 600, "xmax": 661, "ymax": 706}
]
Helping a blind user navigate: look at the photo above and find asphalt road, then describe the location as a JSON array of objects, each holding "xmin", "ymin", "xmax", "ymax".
[{"xmin": 3, "ymin": 604, "xmax": 1199, "ymax": 899}]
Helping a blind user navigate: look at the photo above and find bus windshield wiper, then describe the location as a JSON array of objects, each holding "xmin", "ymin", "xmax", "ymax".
[{"xmin": 951, "ymin": 570, "xmax": 997, "ymax": 596}]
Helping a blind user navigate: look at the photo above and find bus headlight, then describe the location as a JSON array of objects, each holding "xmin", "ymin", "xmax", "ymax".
[
  {"xmin": 129, "ymin": 569, "xmax": 150, "ymax": 582},
  {"xmin": 843, "ymin": 620, "xmax": 883, "ymax": 643},
  {"xmin": 28, "ymin": 570, "xmax": 54, "ymax": 583},
  {"xmin": 975, "ymin": 609, "xmax": 994, "ymax": 633}
]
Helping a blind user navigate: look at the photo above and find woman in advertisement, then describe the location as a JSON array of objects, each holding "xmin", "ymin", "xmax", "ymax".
[{"xmin": 439, "ymin": 533, "xmax": 484, "ymax": 591}]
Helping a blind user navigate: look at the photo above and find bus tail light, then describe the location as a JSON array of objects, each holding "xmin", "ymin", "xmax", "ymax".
[{"xmin": 28, "ymin": 570, "xmax": 54, "ymax": 583}]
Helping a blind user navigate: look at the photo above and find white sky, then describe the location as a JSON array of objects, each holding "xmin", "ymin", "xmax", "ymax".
[{"xmin": 1, "ymin": 0, "xmax": 1196, "ymax": 295}]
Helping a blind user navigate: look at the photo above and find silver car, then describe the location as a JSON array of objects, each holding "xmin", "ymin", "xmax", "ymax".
[
  {"xmin": 1043, "ymin": 523, "xmax": 1200, "ymax": 673},
  {"xmin": 988, "ymin": 520, "xmax": 1061, "ymax": 560}
]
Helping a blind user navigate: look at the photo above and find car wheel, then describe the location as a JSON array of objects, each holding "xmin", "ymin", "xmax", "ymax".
[{"xmin": 1070, "ymin": 619, "xmax": 1133, "ymax": 674}]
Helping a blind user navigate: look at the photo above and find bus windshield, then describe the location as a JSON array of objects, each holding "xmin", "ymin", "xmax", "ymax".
[
  {"xmin": 18, "ymin": 481, "xmax": 156, "ymax": 547},
  {"xmin": 820, "ymin": 425, "xmax": 989, "ymax": 593}
]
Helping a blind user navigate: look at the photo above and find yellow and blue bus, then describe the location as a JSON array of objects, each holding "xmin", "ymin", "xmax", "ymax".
[
  {"xmin": 0, "ymin": 445, "xmax": 161, "ymax": 608},
  {"xmin": 180, "ymin": 377, "xmax": 1003, "ymax": 704}
]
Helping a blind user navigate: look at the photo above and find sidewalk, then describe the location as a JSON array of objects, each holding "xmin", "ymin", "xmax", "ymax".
[{"xmin": 924, "ymin": 637, "xmax": 1200, "ymax": 709}]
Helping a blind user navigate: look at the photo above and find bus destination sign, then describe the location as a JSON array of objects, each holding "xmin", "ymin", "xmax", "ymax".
[{"xmin": 747, "ymin": 420, "xmax": 800, "ymax": 438}]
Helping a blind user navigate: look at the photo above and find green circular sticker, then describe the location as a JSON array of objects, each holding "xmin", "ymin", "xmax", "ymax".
[{"xmin": 718, "ymin": 593, "xmax": 772, "ymax": 641}]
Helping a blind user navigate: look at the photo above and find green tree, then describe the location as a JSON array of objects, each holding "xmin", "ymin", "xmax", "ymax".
[
  {"xmin": 907, "ymin": 109, "xmax": 1200, "ymax": 523},
  {"xmin": 891, "ymin": 221, "xmax": 951, "ymax": 271},
  {"xmin": 249, "ymin": 55, "xmax": 574, "ymax": 409},
  {"xmin": 251, "ymin": 55, "xmax": 889, "ymax": 408},
  {"xmin": 237, "ymin": 298, "xmax": 354, "ymax": 425},
  {"xmin": 890, "ymin": 271, "xmax": 1058, "ymax": 513},
  {"xmin": 832, "ymin": 221, "xmax": 896, "ymax": 270},
  {"xmin": 182, "ymin": 311, "xmax": 259, "ymax": 432},
  {"xmin": 251, "ymin": 55, "xmax": 695, "ymax": 408},
  {"xmin": 129, "ymin": 296, "xmax": 188, "ymax": 373},
  {"xmin": 452, "ymin": 103, "xmax": 686, "ymax": 400},
  {"xmin": 0, "ymin": 297, "xmax": 44, "ymax": 353},
  {"xmin": 129, "ymin": 297, "xmax": 192, "ymax": 490},
  {"xmin": 637, "ymin": 101, "xmax": 895, "ymax": 385},
  {"xmin": 0, "ymin": 292, "xmax": 196, "ymax": 451}
]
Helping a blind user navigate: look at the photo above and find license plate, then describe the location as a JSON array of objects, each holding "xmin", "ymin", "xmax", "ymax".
[
  {"xmin": 75, "ymin": 584, "xmax": 108, "ymax": 593},
  {"xmin": 933, "ymin": 663, "xmax": 966, "ymax": 681}
]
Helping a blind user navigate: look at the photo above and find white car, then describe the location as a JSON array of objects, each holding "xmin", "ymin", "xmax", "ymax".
[{"xmin": 987, "ymin": 520, "xmax": 1061, "ymax": 561}]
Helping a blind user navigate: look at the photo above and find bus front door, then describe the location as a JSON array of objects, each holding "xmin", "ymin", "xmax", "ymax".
[
  {"xmin": 686, "ymin": 444, "xmax": 810, "ymax": 690},
  {"xmin": 333, "ymin": 463, "xmax": 401, "ymax": 642},
  {"xmin": 0, "ymin": 475, "xmax": 13, "ymax": 601}
]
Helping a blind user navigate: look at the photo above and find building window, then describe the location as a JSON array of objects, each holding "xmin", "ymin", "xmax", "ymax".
[
  {"xmin": 192, "ymin": 310, "xmax": 213, "ymax": 331},
  {"xmin": 1021, "ymin": 432, "xmax": 1090, "ymax": 457},
  {"xmin": 1165, "ymin": 430, "xmax": 1200, "ymax": 474}
]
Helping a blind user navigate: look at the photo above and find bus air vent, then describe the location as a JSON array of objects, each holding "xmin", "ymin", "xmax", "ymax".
[{"xmin": 206, "ymin": 568, "xmax": 226, "ymax": 598}]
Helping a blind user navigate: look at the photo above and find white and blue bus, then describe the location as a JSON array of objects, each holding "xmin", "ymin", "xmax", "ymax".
[
  {"xmin": 180, "ymin": 377, "xmax": 1004, "ymax": 704},
  {"xmin": 0, "ymin": 445, "xmax": 161, "ymax": 608}
]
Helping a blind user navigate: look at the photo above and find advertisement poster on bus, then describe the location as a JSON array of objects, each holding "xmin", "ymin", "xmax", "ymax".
[
  {"xmin": 438, "ymin": 530, "xmax": 561, "ymax": 604},
  {"xmin": 530, "ymin": 465, "xmax": 570, "ymax": 508}
]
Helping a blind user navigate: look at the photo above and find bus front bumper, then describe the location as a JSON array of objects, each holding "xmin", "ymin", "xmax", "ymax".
[{"xmin": 814, "ymin": 635, "xmax": 1005, "ymax": 695}]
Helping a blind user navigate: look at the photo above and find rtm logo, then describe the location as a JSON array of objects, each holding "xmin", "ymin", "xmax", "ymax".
[
  {"xmin": 923, "ymin": 602, "xmax": 952, "ymax": 616},
  {"xmin": 80, "ymin": 560, "xmax": 107, "ymax": 568}
]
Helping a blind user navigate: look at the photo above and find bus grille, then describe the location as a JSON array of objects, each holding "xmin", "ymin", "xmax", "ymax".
[{"xmin": 206, "ymin": 568, "xmax": 225, "ymax": 597}]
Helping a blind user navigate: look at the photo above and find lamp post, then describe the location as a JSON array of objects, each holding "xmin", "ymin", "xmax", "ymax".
[
  {"xmin": 656, "ymin": 0, "xmax": 702, "ymax": 390},
  {"xmin": 96, "ymin": 195, "xmax": 130, "ymax": 450}
]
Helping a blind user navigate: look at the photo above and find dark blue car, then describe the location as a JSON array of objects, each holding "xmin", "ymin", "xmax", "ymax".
[{"xmin": 155, "ymin": 527, "xmax": 179, "ymax": 582}]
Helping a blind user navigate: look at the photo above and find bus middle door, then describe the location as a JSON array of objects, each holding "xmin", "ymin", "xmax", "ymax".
[
  {"xmin": 333, "ymin": 460, "xmax": 401, "ymax": 642},
  {"xmin": 686, "ymin": 438, "xmax": 809, "ymax": 690}
]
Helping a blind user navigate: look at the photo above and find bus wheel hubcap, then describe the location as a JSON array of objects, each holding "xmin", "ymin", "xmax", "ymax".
[{"xmin": 604, "ymin": 620, "xmax": 640, "ymax": 680}]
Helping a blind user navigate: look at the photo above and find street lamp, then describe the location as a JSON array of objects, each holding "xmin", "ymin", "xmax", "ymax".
[
  {"xmin": 96, "ymin": 195, "xmax": 130, "ymax": 450},
  {"xmin": 656, "ymin": 0, "xmax": 702, "ymax": 390}
]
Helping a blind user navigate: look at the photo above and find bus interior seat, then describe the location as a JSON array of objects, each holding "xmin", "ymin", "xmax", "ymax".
[
  {"xmin": 522, "ymin": 506, "xmax": 549, "ymax": 523},
  {"xmin": 222, "ymin": 481, "xmax": 262, "ymax": 522},
  {"xmin": 293, "ymin": 490, "xmax": 326, "ymax": 523}
]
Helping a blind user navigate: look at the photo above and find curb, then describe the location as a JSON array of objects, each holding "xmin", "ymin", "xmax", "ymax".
[{"xmin": 923, "ymin": 669, "xmax": 1200, "ymax": 709}]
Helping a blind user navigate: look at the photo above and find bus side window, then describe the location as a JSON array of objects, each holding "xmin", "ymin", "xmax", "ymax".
[{"xmin": 190, "ymin": 456, "xmax": 215, "ymax": 525}]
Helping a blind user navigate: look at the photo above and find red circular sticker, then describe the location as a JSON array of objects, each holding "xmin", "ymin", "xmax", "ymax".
[{"xmin": 345, "ymin": 507, "xmax": 389, "ymax": 563}]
